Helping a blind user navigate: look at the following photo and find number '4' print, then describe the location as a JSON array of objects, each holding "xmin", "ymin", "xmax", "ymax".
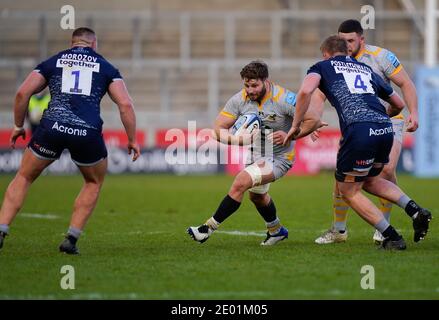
[{"xmin": 354, "ymin": 74, "xmax": 367, "ymax": 91}]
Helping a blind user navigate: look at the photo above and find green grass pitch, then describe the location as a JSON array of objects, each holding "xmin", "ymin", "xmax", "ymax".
[{"xmin": 0, "ymin": 173, "xmax": 438, "ymax": 299}]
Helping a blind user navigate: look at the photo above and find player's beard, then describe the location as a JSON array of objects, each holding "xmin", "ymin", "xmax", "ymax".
[
  {"xmin": 249, "ymin": 83, "xmax": 266, "ymax": 102},
  {"xmin": 351, "ymin": 43, "xmax": 361, "ymax": 57}
]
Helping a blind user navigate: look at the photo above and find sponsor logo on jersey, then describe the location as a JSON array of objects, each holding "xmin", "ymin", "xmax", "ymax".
[
  {"xmin": 33, "ymin": 142, "xmax": 57, "ymax": 157},
  {"xmin": 355, "ymin": 158, "xmax": 374, "ymax": 166},
  {"xmin": 386, "ymin": 51, "xmax": 400, "ymax": 69},
  {"xmin": 285, "ymin": 91, "xmax": 297, "ymax": 105},
  {"xmin": 369, "ymin": 125, "xmax": 393, "ymax": 136},
  {"xmin": 331, "ymin": 60, "xmax": 372, "ymax": 75},
  {"xmin": 51, "ymin": 121, "xmax": 87, "ymax": 136},
  {"xmin": 264, "ymin": 113, "xmax": 277, "ymax": 122},
  {"xmin": 56, "ymin": 58, "xmax": 100, "ymax": 70}
]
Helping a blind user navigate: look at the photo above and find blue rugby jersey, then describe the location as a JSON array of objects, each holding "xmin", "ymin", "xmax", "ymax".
[
  {"xmin": 34, "ymin": 46, "xmax": 122, "ymax": 131},
  {"xmin": 307, "ymin": 55, "xmax": 394, "ymax": 132}
]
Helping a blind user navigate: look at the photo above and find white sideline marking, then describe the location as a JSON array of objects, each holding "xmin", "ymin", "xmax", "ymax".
[
  {"xmin": 2, "ymin": 287, "xmax": 438, "ymax": 299},
  {"xmin": 20, "ymin": 213, "xmax": 59, "ymax": 220},
  {"xmin": 216, "ymin": 230, "xmax": 266, "ymax": 237}
]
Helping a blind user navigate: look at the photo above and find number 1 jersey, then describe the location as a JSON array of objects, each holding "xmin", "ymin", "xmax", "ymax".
[
  {"xmin": 307, "ymin": 55, "xmax": 394, "ymax": 132},
  {"xmin": 34, "ymin": 46, "xmax": 122, "ymax": 131}
]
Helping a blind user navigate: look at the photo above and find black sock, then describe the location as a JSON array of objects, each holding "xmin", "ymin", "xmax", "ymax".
[
  {"xmin": 213, "ymin": 195, "xmax": 241, "ymax": 223},
  {"xmin": 382, "ymin": 225, "xmax": 402, "ymax": 241},
  {"xmin": 405, "ymin": 200, "xmax": 421, "ymax": 218},
  {"xmin": 256, "ymin": 200, "xmax": 277, "ymax": 223}
]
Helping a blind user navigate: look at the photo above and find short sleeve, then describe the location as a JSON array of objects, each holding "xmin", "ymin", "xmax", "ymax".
[
  {"xmin": 107, "ymin": 63, "xmax": 123, "ymax": 82},
  {"xmin": 307, "ymin": 62, "xmax": 322, "ymax": 77},
  {"xmin": 34, "ymin": 57, "xmax": 53, "ymax": 80},
  {"xmin": 379, "ymin": 49, "xmax": 403, "ymax": 78},
  {"xmin": 283, "ymin": 90, "xmax": 297, "ymax": 117},
  {"xmin": 220, "ymin": 91, "xmax": 243, "ymax": 119}
]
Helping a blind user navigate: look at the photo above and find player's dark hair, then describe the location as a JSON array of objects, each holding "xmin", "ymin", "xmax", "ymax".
[
  {"xmin": 338, "ymin": 19, "xmax": 363, "ymax": 35},
  {"xmin": 240, "ymin": 60, "xmax": 269, "ymax": 80},
  {"xmin": 72, "ymin": 27, "xmax": 96, "ymax": 39},
  {"xmin": 320, "ymin": 35, "xmax": 348, "ymax": 55}
]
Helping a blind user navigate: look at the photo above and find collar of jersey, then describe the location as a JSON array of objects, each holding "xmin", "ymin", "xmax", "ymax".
[
  {"xmin": 71, "ymin": 46, "xmax": 93, "ymax": 51},
  {"xmin": 329, "ymin": 55, "xmax": 354, "ymax": 62},
  {"xmin": 355, "ymin": 48, "xmax": 365, "ymax": 60}
]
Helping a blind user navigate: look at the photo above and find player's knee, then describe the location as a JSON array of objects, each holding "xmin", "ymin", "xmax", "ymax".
[
  {"xmin": 340, "ymin": 192, "xmax": 356, "ymax": 204},
  {"xmin": 17, "ymin": 168, "xmax": 40, "ymax": 184},
  {"xmin": 338, "ymin": 185, "xmax": 359, "ymax": 201},
  {"xmin": 380, "ymin": 165, "xmax": 396, "ymax": 181},
  {"xmin": 230, "ymin": 179, "xmax": 250, "ymax": 195},
  {"xmin": 362, "ymin": 178, "xmax": 375, "ymax": 192},
  {"xmin": 249, "ymin": 192, "xmax": 268, "ymax": 207},
  {"xmin": 83, "ymin": 174, "xmax": 105, "ymax": 188}
]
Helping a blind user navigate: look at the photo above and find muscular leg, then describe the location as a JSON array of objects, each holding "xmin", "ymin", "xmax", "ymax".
[
  {"xmin": 249, "ymin": 189, "xmax": 288, "ymax": 245},
  {"xmin": 188, "ymin": 160, "xmax": 276, "ymax": 243},
  {"xmin": 0, "ymin": 149, "xmax": 53, "ymax": 227},
  {"xmin": 326, "ymin": 140, "xmax": 401, "ymax": 232},
  {"xmin": 363, "ymin": 175, "xmax": 406, "ymax": 205},
  {"xmin": 337, "ymin": 179, "xmax": 404, "ymax": 245},
  {"xmin": 363, "ymin": 171, "xmax": 426, "ymax": 220},
  {"xmin": 337, "ymin": 181, "xmax": 384, "ymax": 226},
  {"xmin": 332, "ymin": 182, "xmax": 349, "ymax": 232},
  {"xmin": 208, "ymin": 161, "xmax": 275, "ymax": 227},
  {"xmin": 376, "ymin": 139, "xmax": 402, "ymax": 222},
  {"xmin": 69, "ymin": 158, "xmax": 107, "ymax": 230},
  {"xmin": 249, "ymin": 192, "xmax": 271, "ymax": 208},
  {"xmin": 249, "ymin": 192, "xmax": 280, "ymax": 233},
  {"xmin": 59, "ymin": 159, "xmax": 107, "ymax": 254}
]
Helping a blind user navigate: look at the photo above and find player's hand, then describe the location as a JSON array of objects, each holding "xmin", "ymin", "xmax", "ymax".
[
  {"xmin": 406, "ymin": 113, "xmax": 419, "ymax": 132},
  {"xmin": 267, "ymin": 131, "xmax": 287, "ymax": 145},
  {"xmin": 10, "ymin": 127, "xmax": 25, "ymax": 149},
  {"xmin": 310, "ymin": 121, "xmax": 329, "ymax": 142},
  {"xmin": 127, "ymin": 141, "xmax": 140, "ymax": 162},
  {"xmin": 282, "ymin": 126, "xmax": 301, "ymax": 146}
]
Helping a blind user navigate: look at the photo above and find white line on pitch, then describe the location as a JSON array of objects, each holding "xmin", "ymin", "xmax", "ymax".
[
  {"xmin": 19, "ymin": 213, "xmax": 59, "ymax": 220},
  {"xmin": 216, "ymin": 230, "xmax": 266, "ymax": 237}
]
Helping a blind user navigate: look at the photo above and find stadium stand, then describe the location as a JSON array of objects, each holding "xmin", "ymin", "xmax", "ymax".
[{"xmin": 0, "ymin": 0, "xmax": 426, "ymax": 130}]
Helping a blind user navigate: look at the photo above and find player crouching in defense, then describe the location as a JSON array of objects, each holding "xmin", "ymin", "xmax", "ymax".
[
  {"xmin": 284, "ymin": 36, "xmax": 431, "ymax": 250},
  {"xmin": 187, "ymin": 61, "xmax": 324, "ymax": 245}
]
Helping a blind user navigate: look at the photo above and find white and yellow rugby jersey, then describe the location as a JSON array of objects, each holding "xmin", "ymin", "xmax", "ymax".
[
  {"xmin": 355, "ymin": 44, "xmax": 404, "ymax": 119},
  {"xmin": 220, "ymin": 82, "xmax": 297, "ymax": 163}
]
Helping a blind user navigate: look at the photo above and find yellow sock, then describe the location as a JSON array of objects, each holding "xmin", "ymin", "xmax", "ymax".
[
  {"xmin": 333, "ymin": 194, "xmax": 349, "ymax": 231},
  {"xmin": 267, "ymin": 220, "xmax": 281, "ymax": 235},
  {"xmin": 378, "ymin": 198, "xmax": 392, "ymax": 222}
]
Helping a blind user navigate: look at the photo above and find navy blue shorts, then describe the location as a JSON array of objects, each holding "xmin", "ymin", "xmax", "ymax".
[
  {"xmin": 29, "ymin": 119, "xmax": 107, "ymax": 166},
  {"xmin": 335, "ymin": 122, "xmax": 394, "ymax": 183}
]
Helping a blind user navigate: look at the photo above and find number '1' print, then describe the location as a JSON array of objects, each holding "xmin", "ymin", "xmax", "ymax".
[{"xmin": 70, "ymin": 70, "xmax": 83, "ymax": 94}]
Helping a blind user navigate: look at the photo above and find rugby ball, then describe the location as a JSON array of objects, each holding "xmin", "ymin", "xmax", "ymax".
[{"xmin": 230, "ymin": 113, "xmax": 261, "ymax": 136}]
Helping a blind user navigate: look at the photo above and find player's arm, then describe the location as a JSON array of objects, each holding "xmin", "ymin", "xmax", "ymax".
[
  {"xmin": 213, "ymin": 113, "xmax": 253, "ymax": 146},
  {"xmin": 108, "ymin": 80, "xmax": 140, "ymax": 161},
  {"xmin": 10, "ymin": 71, "xmax": 47, "ymax": 148},
  {"xmin": 384, "ymin": 92, "xmax": 405, "ymax": 118},
  {"xmin": 294, "ymin": 89, "xmax": 328, "ymax": 140},
  {"xmin": 390, "ymin": 68, "xmax": 419, "ymax": 132},
  {"xmin": 283, "ymin": 73, "xmax": 321, "ymax": 144},
  {"xmin": 374, "ymin": 72, "xmax": 405, "ymax": 118}
]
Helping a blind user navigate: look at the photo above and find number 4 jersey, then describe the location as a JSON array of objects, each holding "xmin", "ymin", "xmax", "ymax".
[
  {"xmin": 308, "ymin": 55, "xmax": 394, "ymax": 132},
  {"xmin": 34, "ymin": 46, "xmax": 122, "ymax": 132}
]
